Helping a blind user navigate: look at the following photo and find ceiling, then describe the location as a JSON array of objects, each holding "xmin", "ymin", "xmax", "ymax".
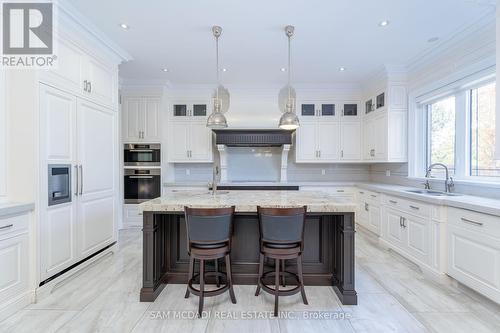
[{"xmin": 67, "ymin": 0, "xmax": 495, "ymax": 85}]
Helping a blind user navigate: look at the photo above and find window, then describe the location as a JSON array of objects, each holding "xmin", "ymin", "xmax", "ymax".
[
  {"xmin": 470, "ymin": 82, "xmax": 500, "ymax": 177},
  {"xmin": 427, "ymin": 96, "xmax": 456, "ymax": 176},
  {"xmin": 421, "ymin": 79, "xmax": 499, "ymax": 181}
]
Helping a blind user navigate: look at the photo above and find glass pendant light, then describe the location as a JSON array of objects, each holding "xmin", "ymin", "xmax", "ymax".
[
  {"xmin": 207, "ymin": 26, "xmax": 228, "ymax": 129},
  {"xmin": 279, "ymin": 25, "xmax": 299, "ymax": 130}
]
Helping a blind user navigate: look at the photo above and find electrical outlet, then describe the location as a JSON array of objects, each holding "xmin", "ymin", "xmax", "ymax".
[
  {"xmin": 386, "ymin": 170, "xmax": 391, "ymax": 177},
  {"xmin": 185, "ymin": 169, "xmax": 190, "ymax": 176},
  {"xmin": 321, "ymin": 169, "xmax": 326, "ymax": 175}
]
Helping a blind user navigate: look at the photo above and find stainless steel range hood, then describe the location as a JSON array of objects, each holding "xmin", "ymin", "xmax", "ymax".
[{"xmin": 212, "ymin": 129, "xmax": 294, "ymax": 147}]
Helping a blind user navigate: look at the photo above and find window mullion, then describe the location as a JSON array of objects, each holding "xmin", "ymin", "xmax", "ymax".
[{"xmin": 454, "ymin": 90, "xmax": 467, "ymax": 179}]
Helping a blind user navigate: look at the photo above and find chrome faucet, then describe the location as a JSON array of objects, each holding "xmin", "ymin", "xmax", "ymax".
[
  {"xmin": 424, "ymin": 163, "xmax": 454, "ymax": 193},
  {"xmin": 210, "ymin": 165, "xmax": 219, "ymax": 195}
]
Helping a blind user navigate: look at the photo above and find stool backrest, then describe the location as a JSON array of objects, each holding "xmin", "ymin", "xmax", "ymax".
[
  {"xmin": 257, "ymin": 206, "xmax": 307, "ymax": 246},
  {"xmin": 184, "ymin": 206, "xmax": 235, "ymax": 247}
]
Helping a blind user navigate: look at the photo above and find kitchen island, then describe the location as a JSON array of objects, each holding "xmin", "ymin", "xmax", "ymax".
[{"xmin": 138, "ymin": 190, "xmax": 357, "ymax": 305}]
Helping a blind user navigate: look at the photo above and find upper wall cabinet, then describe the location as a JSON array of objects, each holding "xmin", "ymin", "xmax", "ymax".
[
  {"xmin": 295, "ymin": 99, "xmax": 362, "ymax": 163},
  {"xmin": 171, "ymin": 102, "xmax": 208, "ymax": 118},
  {"xmin": 122, "ymin": 96, "xmax": 161, "ymax": 143},
  {"xmin": 363, "ymin": 81, "xmax": 408, "ymax": 162},
  {"xmin": 39, "ymin": 38, "xmax": 118, "ymax": 109}
]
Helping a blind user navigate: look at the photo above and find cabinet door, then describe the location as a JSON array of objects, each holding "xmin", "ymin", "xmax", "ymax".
[
  {"xmin": 77, "ymin": 100, "xmax": 116, "ymax": 257},
  {"xmin": 173, "ymin": 104, "xmax": 188, "ymax": 117},
  {"xmin": 373, "ymin": 114, "xmax": 387, "ymax": 160},
  {"xmin": 368, "ymin": 204, "xmax": 381, "ymax": 235},
  {"xmin": 85, "ymin": 55, "xmax": 117, "ymax": 107},
  {"xmin": 192, "ymin": 104, "xmax": 207, "ymax": 117},
  {"xmin": 39, "ymin": 84, "xmax": 77, "ymax": 162},
  {"xmin": 404, "ymin": 214, "xmax": 429, "ymax": 264},
  {"xmin": 363, "ymin": 117, "xmax": 374, "ymax": 160},
  {"xmin": 341, "ymin": 121, "xmax": 361, "ymax": 160},
  {"xmin": 168, "ymin": 121, "xmax": 190, "ymax": 162},
  {"xmin": 0, "ymin": 233, "xmax": 29, "ymax": 301},
  {"xmin": 122, "ymin": 97, "xmax": 142, "ymax": 142},
  {"xmin": 317, "ymin": 122, "xmax": 340, "ymax": 161},
  {"xmin": 143, "ymin": 97, "xmax": 161, "ymax": 142},
  {"xmin": 41, "ymin": 203, "xmax": 77, "ymax": 280},
  {"xmin": 320, "ymin": 103, "xmax": 336, "ymax": 118},
  {"xmin": 295, "ymin": 121, "xmax": 317, "ymax": 162},
  {"xmin": 300, "ymin": 103, "xmax": 316, "ymax": 117},
  {"xmin": 385, "ymin": 208, "xmax": 405, "ymax": 247},
  {"xmin": 342, "ymin": 102, "xmax": 360, "ymax": 119},
  {"xmin": 41, "ymin": 39, "xmax": 83, "ymax": 94},
  {"xmin": 189, "ymin": 122, "xmax": 213, "ymax": 162}
]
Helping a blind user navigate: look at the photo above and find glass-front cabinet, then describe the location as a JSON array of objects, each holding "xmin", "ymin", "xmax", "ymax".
[
  {"xmin": 172, "ymin": 102, "xmax": 207, "ymax": 118},
  {"xmin": 299, "ymin": 102, "xmax": 337, "ymax": 118}
]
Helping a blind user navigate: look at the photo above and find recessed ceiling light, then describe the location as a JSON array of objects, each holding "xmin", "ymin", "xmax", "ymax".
[
  {"xmin": 221, "ymin": 68, "xmax": 227, "ymax": 72},
  {"xmin": 280, "ymin": 68, "xmax": 287, "ymax": 72},
  {"xmin": 339, "ymin": 67, "xmax": 346, "ymax": 72},
  {"xmin": 161, "ymin": 68, "xmax": 169, "ymax": 72},
  {"xmin": 378, "ymin": 20, "xmax": 389, "ymax": 27},
  {"xmin": 427, "ymin": 37, "xmax": 439, "ymax": 43},
  {"xmin": 119, "ymin": 23, "xmax": 130, "ymax": 30}
]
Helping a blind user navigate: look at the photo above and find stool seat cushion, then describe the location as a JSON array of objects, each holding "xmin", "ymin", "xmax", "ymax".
[
  {"xmin": 263, "ymin": 242, "xmax": 300, "ymax": 249},
  {"xmin": 192, "ymin": 242, "xmax": 227, "ymax": 249}
]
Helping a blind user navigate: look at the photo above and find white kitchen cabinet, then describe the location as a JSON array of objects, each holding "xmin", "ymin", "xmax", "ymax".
[
  {"xmin": 122, "ymin": 96, "xmax": 161, "ymax": 142},
  {"xmin": 77, "ymin": 99, "xmax": 116, "ymax": 257},
  {"xmin": 168, "ymin": 120, "xmax": 213, "ymax": 163},
  {"xmin": 385, "ymin": 207, "xmax": 405, "ymax": 247},
  {"xmin": 171, "ymin": 102, "xmax": 208, "ymax": 118},
  {"xmin": 123, "ymin": 204, "xmax": 143, "ymax": 228},
  {"xmin": 368, "ymin": 204, "xmax": 381, "ymax": 235},
  {"xmin": 0, "ymin": 212, "xmax": 31, "ymax": 322},
  {"xmin": 0, "ymin": 70, "xmax": 5, "ymax": 199},
  {"xmin": 39, "ymin": 84, "xmax": 118, "ymax": 282},
  {"xmin": 340, "ymin": 120, "xmax": 362, "ymax": 160},
  {"xmin": 39, "ymin": 38, "xmax": 118, "ymax": 109},
  {"xmin": 356, "ymin": 190, "xmax": 381, "ymax": 235},
  {"xmin": 295, "ymin": 99, "xmax": 361, "ymax": 163},
  {"xmin": 447, "ymin": 208, "xmax": 500, "ymax": 304}
]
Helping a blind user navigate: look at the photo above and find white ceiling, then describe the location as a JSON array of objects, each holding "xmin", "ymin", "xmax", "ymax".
[{"xmin": 67, "ymin": 0, "xmax": 495, "ymax": 85}]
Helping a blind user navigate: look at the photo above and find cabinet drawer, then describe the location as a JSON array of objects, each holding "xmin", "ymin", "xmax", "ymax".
[
  {"xmin": 448, "ymin": 208, "xmax": 500, "ymax": 240},
  {"xmin": 365, "ymin": 190, "xmax": 381, "ymax": 204},
  {"xmin": 0, "ymin": 214, "xmax": 29, "ymax": 240},
  {"xmin": 124, "ymin": 205, "xmax": 143, "ymax": 219},
  {"xmin": 383, "ymin": 195, "xmax": 430, "ymax": 217}
]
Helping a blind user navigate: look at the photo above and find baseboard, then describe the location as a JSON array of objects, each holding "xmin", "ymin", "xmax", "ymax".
[
  {"xmin": 35, "ymin": 243, "xmax": 117, "ymax": 302},
  {"xmin": 0, "ymin": 290, "xmax": 34, "ymax": 322}
]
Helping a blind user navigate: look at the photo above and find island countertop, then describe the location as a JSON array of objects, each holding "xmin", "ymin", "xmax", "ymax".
[{"xmin": 139, "ymin": 190, "xmax": 357, "ymax": 213}]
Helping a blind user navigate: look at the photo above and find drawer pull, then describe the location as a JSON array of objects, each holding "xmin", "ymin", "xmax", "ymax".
[
  {"xmin": 389, "ymin": 200, "xmax": 398, "ymax": 204},
  {"xmin": 409, "ymin": 205, "xmax": 420, "ymax": 210},
  {"xmin": 336, "ymin": 190, "xmax": 345, "ymax": 193},
  {"xmin": 460, "ymin": 218, "xmax": 483, "ymax": 227},
  {"xmin": 371, "ymin": 195, "xmax": 377, "ymax": 198},
  {"xmin": 359, "ymin": 191, "xmax": 364, "ymax": 194},
  {"xmin": 0, "ymin": 224, "xmax": 14, "ymax": 230}
]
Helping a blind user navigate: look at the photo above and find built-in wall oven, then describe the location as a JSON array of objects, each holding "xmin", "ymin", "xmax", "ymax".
[
  {"xmin": 124, "ymin": 144, "xmax": 161, "ymax": 167},
  {"xmin": 124, "ymin": 168, "xmax": 161, "ymax": 204}
]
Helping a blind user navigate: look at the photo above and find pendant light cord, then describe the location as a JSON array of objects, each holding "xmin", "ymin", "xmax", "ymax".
[
  {"xmin": 287, "ymin": 33, "xmax": 291, "ymax": 101},
  {"xmin": 216, "ymin": 34, "xmax": 220, "ymax": 101}
]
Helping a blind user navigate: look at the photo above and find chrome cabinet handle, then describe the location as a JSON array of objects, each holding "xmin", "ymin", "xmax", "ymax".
[
  {"xmin": 402, "ymin": 217, "xmax": 406, "ymax": 228},
  {"xmin": 341, "ymin": 150, "xmax": 344, "ymax": 158},
  {"xmin": 336, "ymin": 190, "xmax": 345, "ymax": 193},
  {"xmin": 389, "ymin": 200, "xmax": 397, "ymax": 204},
  {"xmin": 0, "ymin": 224, "xmax": 13, "ymax": 230},
  {"xmin": 74, "ymin": 165, "xmax": 79, "ymax": 196},
  {"xmin": 399, "ymin": 216, "xmax": 403, "ymax": 227},
  {"xmin": 318, "ymin": 150, "xmax": 321, "ymax": 158},
  {"xmin": 460, "ymin": 217, "xmax": 483, "ymax": 227},
  {"xmin": 79, "ymin": 165, "xmax": 83, "ymax": 195},
  {"xmin": 88, "ymin": 81, "xmax": 92, "ymax": 93},
  {"xmin": 371, "ymin": 194, "xmax": 377, "ymax": 198},
  {"xmin": 409, "ymin": 205, "xmax": 420, "ymax": 210},
  {"xmin": 129, "ymin": 176, "xmax": 153, "ymax": 179},
  {"xmin": 364, "ymin": 203, "xmax": 369, "ymax": 211},
  {"xmin": 359, "ymin": 191, "xmax": 364, "ymax": 194}
]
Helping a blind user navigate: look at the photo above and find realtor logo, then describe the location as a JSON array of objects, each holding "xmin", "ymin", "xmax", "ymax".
[{"xmin": 1, "ymin": 2, "xmax": 56, "ymax": 68}]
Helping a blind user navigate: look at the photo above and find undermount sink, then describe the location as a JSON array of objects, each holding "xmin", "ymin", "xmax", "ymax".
[{"xmin": 405, "ymin": 189, "xmax": 462, "ymax": 197}]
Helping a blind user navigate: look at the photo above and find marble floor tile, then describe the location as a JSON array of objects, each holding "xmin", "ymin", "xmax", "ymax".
[
  {"xmin": 131, "ymin": 312, "xmax": 209, "ymax": 333},
  {"xmin": 0, "ymin": 310, "xmax": 78, "ymax": 333},
  {"xmin": 414, "ymin": 312, "xmax": 497, "ymax": 333}
]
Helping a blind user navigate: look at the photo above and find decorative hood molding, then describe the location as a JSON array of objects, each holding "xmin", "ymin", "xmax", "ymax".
[{"xmin": 212, "ymin": 129, "xmax": 294, "ymax": 147}]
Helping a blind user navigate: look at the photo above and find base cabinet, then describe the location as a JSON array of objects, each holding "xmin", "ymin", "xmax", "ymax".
[
  {"xmin": 447, "ymin": 208, "xmax": 500, "ymax": 304},
  {"xmin": 0, "ymin": 212, "xmax": 31, "ymax": 322},
  {"xmin": 123, "ymin": 204, "xmax": 143, "ymax": 228}
]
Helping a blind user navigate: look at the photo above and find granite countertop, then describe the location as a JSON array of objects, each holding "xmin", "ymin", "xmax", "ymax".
[
  {"xmin": 139, "ymin": 190, "xmax": 357, "ymax": 213},
  {"xmin": 0, "ymin": 202, "xmax": 35, "ymax": 218}
]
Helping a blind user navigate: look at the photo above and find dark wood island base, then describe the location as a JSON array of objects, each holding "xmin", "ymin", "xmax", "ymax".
[{"xmin": 140, "ymin": 211, "xmax": 357, "ymax": 305}]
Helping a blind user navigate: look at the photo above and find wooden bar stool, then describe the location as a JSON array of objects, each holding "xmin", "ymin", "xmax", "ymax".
[
  {"xmin": 255, "ymin": 206, "xmax": 308, "ymax": 316},
  {"xmin": 184, "ymin": 206, "xmax": 237, "ymax": 317}
]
